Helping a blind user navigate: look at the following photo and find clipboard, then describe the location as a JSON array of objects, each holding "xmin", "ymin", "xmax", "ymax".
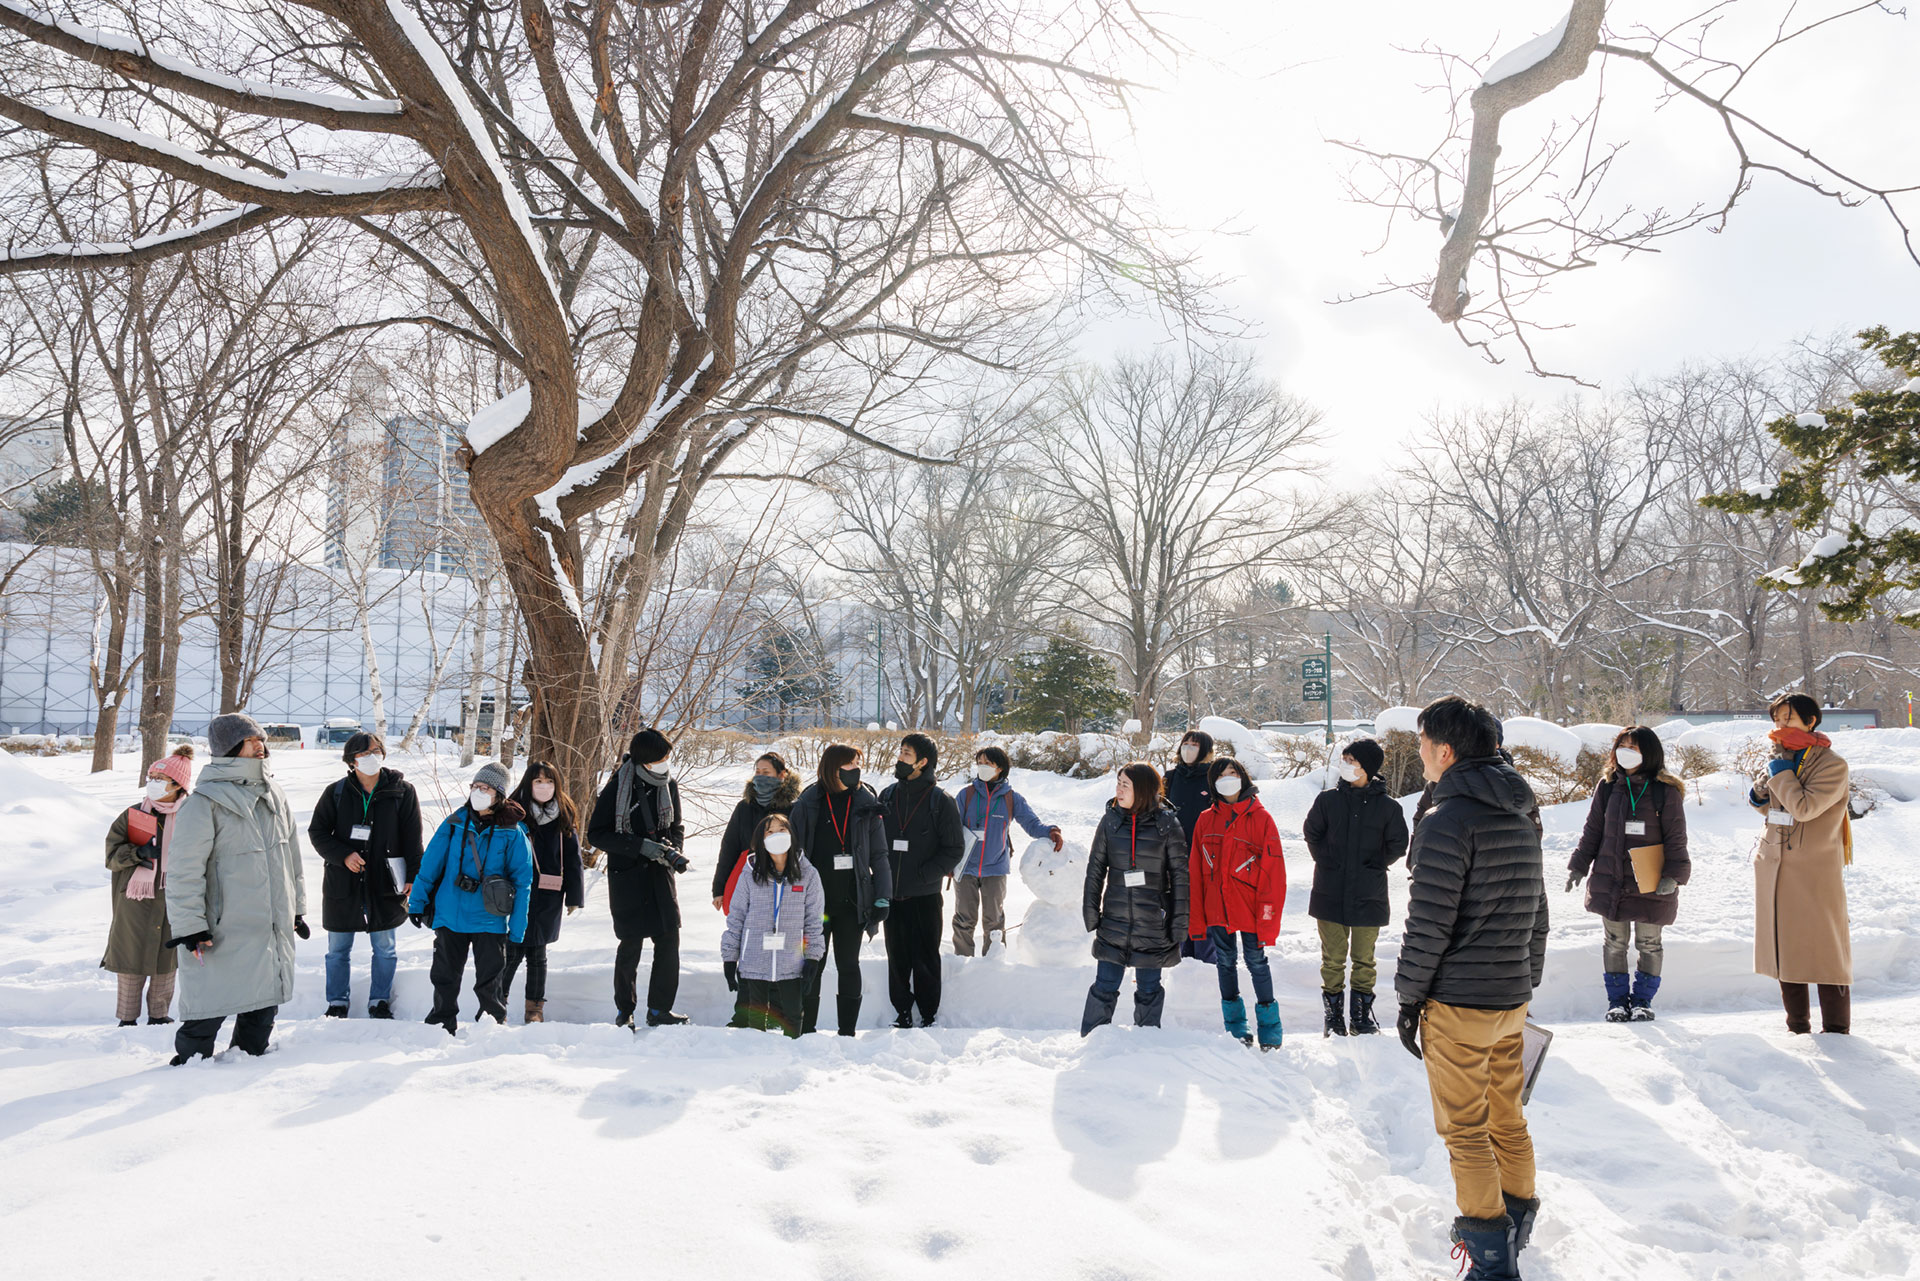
[{"xmin": 1521, "ymin": 1021, "xmax": 1553, "ymax": 1105}]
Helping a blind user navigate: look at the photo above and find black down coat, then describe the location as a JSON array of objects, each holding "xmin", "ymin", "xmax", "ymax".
[
  {"xmin": 522, "ymin": 813, "xmax": 586, "ymax": 947},
  {"xmin": 788, "ymin": 782, "xmax": 894, "ymax": 929},
  {"xmin": 307, "ymin": 769, "xmax": 424, "ymax": 934},
  {"xmin": 1569, "ymin": 770, "xmax": 1691, "ymax": 927},
  {"xmin": 710, "ymin": 770, "xmax": 803, "ymax": 899},
  {"xmin": 588, "ymin": 771, "xmax": 685, "ymax": 941},
  {"xmin": 1163, "ymin": 760, "xmax": 1215, "ymax": 840},
  {"xmin": 1395, "ymin": 756, "xmax": 1549, "ymax": 1011},
  {"xmin": 1083, "ymin": 802, "xmax": 1190, "ymax": 969},
  {"xmin": 878, "ymin": 773, "xmax": 967, "ymax": 899},
  {"xmin": 1303, "ymin": 777, "xmax": 1410, "ymax": 928}
]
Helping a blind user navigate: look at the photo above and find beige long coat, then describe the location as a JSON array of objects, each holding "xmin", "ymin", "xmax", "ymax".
[{"xmin": 1751, "ymin": 745, "xmax": 1851, "ymax": 985}]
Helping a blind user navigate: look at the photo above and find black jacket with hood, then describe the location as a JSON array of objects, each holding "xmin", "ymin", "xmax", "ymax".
[
  {"xmin": 879, "ymin": 772, "xmax": 967, "ymax": 899},
  {"xmin": 711, "ymin": 770, "xmax": 803, "ymax": 899}
]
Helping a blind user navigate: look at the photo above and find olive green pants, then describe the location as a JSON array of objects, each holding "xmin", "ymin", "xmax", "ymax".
[{"xmin": 1317, "ymin": 919, "xmax": 1380, "ymax": 993}]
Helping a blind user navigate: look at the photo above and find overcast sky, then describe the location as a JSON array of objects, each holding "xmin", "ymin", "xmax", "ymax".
[{"xmin": 1076, "ymin": 1, "xmax": 1920, "ymax": 484}]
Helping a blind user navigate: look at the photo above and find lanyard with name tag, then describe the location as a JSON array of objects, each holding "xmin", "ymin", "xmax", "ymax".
[
  {"xmin": 834, "ymin": 854, "xmax": 854, "ymax": 870},
  {"xmin": 1624, "ymin": 820, "xmax": 1646, "ymax": 836},
  {"xmin": 350, "ymin": 824, "xmax": 372, "ymax": 842},
  {"xmin": 1124, "ymin": 869, "xmax": 1146, "ymax": 887},
  {"xmin": 762, "ymin": 932, "xmax": 785, "ymax": 950},
  {"xmin": 1767, "ymin": 811, "xmax": 1794, "ymax": 826},
  {"xmin": 892, "ymin": 839, "xmax": 909, "ymax": 852}
]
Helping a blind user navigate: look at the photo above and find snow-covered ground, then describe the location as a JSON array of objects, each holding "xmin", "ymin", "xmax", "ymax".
[{"xmin": 4, "ymin": 733, "xmax": 1919, "ymax": 1279}]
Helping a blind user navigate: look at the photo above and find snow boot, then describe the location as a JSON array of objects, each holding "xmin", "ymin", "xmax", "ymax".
[
  {"xmin": 1503, "ymin": 1193, "xmax": 1541, "ymax": 1257},
  {"xmin": 1449, "ymin": 1214, "xmax": 1519, "ymax": 1280},
  {"xmin": 1080, "ymin": 983, "xmax": 1120, "ymax": 1036},
  {"xmin": 1349, "ymin": 989, "xmax": 1379, "ymax": 1035},
  {"xmin": 614, "ymin": 1010, "xmax": 636, "ymax": 1031},
  {"xmin": 1221, "ymin": 997, "xmax": 1253, "ymax": 1045},
  {"xmin": 1255, "ymin": 1000, "xmax": 1283, "ymax": 1051},
  {"xmin": 525, "ymin": 1000, "xmax": 545, "ymax": 1024},
  {"xmin": 1604, "ymin": 971, "xmax": 1632, "ymax": 1023},
  {"xmin": 1629, "ymin": 971, "xmax": 1660, "ymax": 1021},
  {"xmin": 118, "ymin": 1019, "xmax": 138, "ymax": 1028},
  {"xmin": 893, "ymin": 1009, "xmax": 915, "ymax": 1029},
  {"xmin": 1322, "ymin": 989, "xmax": 1348, "ymax": 1037},
  {"xmin": 147, "ymin": 1016, "xmax": 174, "ymax": 1026},
  {"xmin": 647, "ymin": 1009, "xmax": 691, "ymax": 1027},
  {"xmin": 368, "ymin": 1002, "xmax": 393, "ymax": 1020},
  {"xmin": 1133, "ymin": 984, "xmax": 1166, "ymax": 1029},
  {"xmin": 325, "ymin": 1004, "xmax": 349, "ymax": 1019},
  {"xmin": 836, "ymin": 995, "xmax": 862, "ymax": 1037}
]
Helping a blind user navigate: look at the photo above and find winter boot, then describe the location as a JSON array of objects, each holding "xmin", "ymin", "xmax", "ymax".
[
  {"xmin": 1503, "ymin": 1193, "xmax": 1541, "ymax": 1257},
  {"xmin": 1133, "ymin": 984, "xmax": 1166, "ymax": 1029},
  {"xmin": 836, "ymin": 995, "xmax": 862, "ymax": 1037},
  {"xmin": 118, "ymin": 1019, "xmax": 138, "ymax": 1028},
  {"xmin": 1080, "ymin": 982, "xmax": 1120, "ymax": 1036},
  {"xmin": 1629, "ymin": 971, "xmax": 1660, "ymax": 1021},
  {"xmin": 367, "ymin": 1002, "xmax": 393, "ymax": 1020},
  {"xmin": 1604, "ymin": 971, "xmax": 1632, "ymax": 1023},
  {"xmin": 325, "ymin": 1004, "xmax": 349, "ymax": 1019},
  {"xmin": 614, "ymin": 1009, "xmax": 636, "ymax": 1031},
  {"xmin": 893, "ymin": 1009, "xmax": 915, "ymax": 1029},
  {"xmin": 647, "ymin": 1009, "xmax": 691, "ymax": 1027},
  {"xmin": 1221, "ymin": 997, "xmax": 1252, "ymax": 1045},
  {"xmin": 1449, "ymin": 1214, "xmax": 1519, "ymax": 1280},
  {"xmin": 1349, "ymin": 989, "xmax": 1379, "ymax": 1035},
  {"xmin": 525, "ymin": 1000, "xmax": 545, "ymax": 1024},
  {"xmin": 147, "ymin": 1016, "xmax": 174, "ymax": 1026},
  {"xmin": 1255, "ymin": 1000, "xmax": 1283, "ymax": 1051},
  {"xmin": 1322, "ymin": 989, "xmax": 1348, "ymax": 1037}
]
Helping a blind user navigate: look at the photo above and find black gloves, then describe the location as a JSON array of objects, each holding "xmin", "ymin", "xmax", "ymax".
[
  {"xmin": 1565, "ymin": 870, "xmax": 1585, "ymax": 893},
  {"xmin": 1397, "ymin": 1001, "xmax": 1424, "ymax": 1060},
  {"xmin": 167, "ymin": 930, "xmax": 212, "ymax": 952},
  {"xmin": 723, "ymin": 960, "xmax": 738, "ymax": 992},
  {"xmin": 867, "ymin": 902, "xmax": 890, "ymax": 931},
  {"xmin": 293, "ymin": 916, "xmax": 310, "ymax": 940},
  {"xmin": 667, "ymin": 851, "xmax": 690, "ymax": 874},
  {"xmin": 804, "ymin": 956, "xmax": 824, "ymax": 983},
  {"xmin": 409, "ymin": 912, "xmax": 427, "ymax": 929}
]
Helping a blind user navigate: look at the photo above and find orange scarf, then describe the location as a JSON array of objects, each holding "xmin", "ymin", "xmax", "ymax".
[{"xmin": 1768, "ymin": 727, "xmax": 1830, "ymax": 751}]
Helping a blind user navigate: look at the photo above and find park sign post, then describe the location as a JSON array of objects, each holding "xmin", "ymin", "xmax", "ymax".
[{"xmin": 1302, "ymin": 634, "xmax": 1333, "ymax": 743}]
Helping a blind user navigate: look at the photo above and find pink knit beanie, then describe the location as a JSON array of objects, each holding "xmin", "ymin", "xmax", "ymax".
[{"xmin": 147, "ymin": 744, "xmax": 195, "ymax": 792}]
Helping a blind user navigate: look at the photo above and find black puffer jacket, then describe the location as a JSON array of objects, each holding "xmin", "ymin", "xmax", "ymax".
[
  {"xmin": 711, "ymin": 770, "xmax": 803, "ymax": 899},
  {"xmin": 588, "ymin": 771, "xmax": 685, "ymax": 941},
  {"xmin": 307, "ymin": 769, "xmax": 424, "ymax": 934},
  {"xmin": 1395, "ymin": 756, "xmax": 1549, "ymax": 1010},
  {"xmin": 1569, "ymin": 771, "xmax": 1691, "ymax": 927},
  {"xmin": 1304, "ymin": 777, "xmax": 1410, "ymax": 928},
  {"xmin": 1164, "ymin": 760, "xmax": 1214, "ymax": 840},
  {"xmin": 789, "ymin": 782, "xmax": 894, "ymax": 929},
  {"xmin": 1083, "ymin": 802, "xmax": 1190, "ymax": 969},
  {"xmin": 879, "ymin": 773, "xmax": 966, "ymax": 899}
]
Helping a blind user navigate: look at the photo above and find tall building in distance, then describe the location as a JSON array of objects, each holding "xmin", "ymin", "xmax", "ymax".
[{"xmin": 327, "ymin": 366, "xmax": 486, "ymax": 577}]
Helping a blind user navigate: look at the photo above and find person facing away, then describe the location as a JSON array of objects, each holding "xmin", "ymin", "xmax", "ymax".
[
  {"xmin": 407, "ymin": 762, "xmax": 533, "ymax": 1034},
  {"xmin": 720, "ymin": 814, "xmax": 826, "ymax": 1038},
  {"xmin": 1566, "ymin": 726, "xmax": 1689, "ymax": 1024},
  {"xmin": 588, "ymin": 727, "xmax": 692, "ymax": 1029},
  {"xmin": 1303, "ymin": 736, "xmax": 1408, "ymax": 1038},
  {"xmin": 1394, "ymin": 696, "xmax": 1548, "ymax": 1280},
  {"xmin": 102, "ymin": 744, "xmax": 194, "ymax": 1027},
  {"xmin": 879, "ymin": 733, "xmax": 967, "ymax": 1029},
  {"xmin": 786, "ymin": 743, "xmax": 893, "ymax": 1036},
  {"xmin": 1748, "ymin": 692, "xmax": 1852, "ymax": 1036},
  {"xmin": 1186, "ymin": 756, "xmax": 1286, "ymax": 1049},
  {"xmin": 1080, "ymin": 762, "xmax": 1189, "ymax": 1036},
  {"xmin": 164, "ymin": 713, "xmax": 309, "ymax": 1066},
  {"xmin": 307, "ymin": 732, "xmax": 423, "ymax": 1019},
  {"xmin": 502, "ymin": 761, "xmax": 586, "ymax": 1023},
  {"xmin": 951, "ymin": 745, "xmax": 1060, "ymax": 957}
]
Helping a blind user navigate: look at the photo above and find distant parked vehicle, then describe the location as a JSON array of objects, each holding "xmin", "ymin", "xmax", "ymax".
[
  {"xmin": 321, "ymin": 718, "xmax": 363, "ymax": 747},
  {"xmin": 262, "ymin": 723, "xmax": 305, "ymax": 750}
]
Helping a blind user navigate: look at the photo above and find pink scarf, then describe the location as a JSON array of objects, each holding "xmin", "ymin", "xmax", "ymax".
[{"xmin": 125, "ymin": 798, "xmax": 179, "ymax": 901}]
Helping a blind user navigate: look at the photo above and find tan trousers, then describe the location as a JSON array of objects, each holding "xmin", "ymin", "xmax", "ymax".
[
  {"xmin": 951, "ymin": 874, "xmax": 1007, "ymax": 956},
  {"xmin": 1422, "ymin": 1000, "xmax": 1536, "ymax": 1220},
  {"xmin": 1317, "ymin": 920, "xmax": 1380, "ymax": 993},
  {"xmin": 115, "ymin": 971, "xmax": 176, "ymax": 1022}
]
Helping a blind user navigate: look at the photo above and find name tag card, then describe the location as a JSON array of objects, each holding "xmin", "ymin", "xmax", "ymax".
[
  {"xmin": 350, "ymin": 824, "xmax": 372, "ymax": 842},
  {"xmin": 1123, "ymin": 869, "xmax": 1146, "ymax": 887},
  {"xmin": 893, "ymin": 839, "xmax": 909, "ymax": 852},
  {"xmin": 1624, "ymin": 820, "xmax": 1646, "ymax": 837},
  {"xmin": 1767, "ymin": 811, "xmax": 1794, "ymax": 827},
  {"xmin": 762, "ymin": 933, "xmax": 785, "ymax": 950},
  {"xmin": 834, "ymin": 854, "xmax": 854, "ymax": 870}
]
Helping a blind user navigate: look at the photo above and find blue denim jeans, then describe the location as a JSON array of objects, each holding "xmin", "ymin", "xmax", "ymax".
[
  {"xmin": 326, "ymin": 929, "xmax": 398, "ymax": 1008},
  {"xmin": 1208, "ymin": 926, "xmax": 1274, "ymax": 1004},
  {"xmin": 1091, "ymin": 958, "xmax": 1163, "ymax": 999}
]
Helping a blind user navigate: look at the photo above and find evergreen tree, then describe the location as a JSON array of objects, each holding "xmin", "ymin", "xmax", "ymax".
[
  {"xmin": 999, "ymin": 628, "xmax": 1129, "ymax": 733},
  {"xmin": 20, "ymin": 476, "xmax": 110, "ymax": 549},
  {"xmin": 1703, "ymin": 327, "xmax": 1920, "ymax": 625},
  {"xmin": 739, "ymin": 627, "xmax": 840, "ymax": 729}
]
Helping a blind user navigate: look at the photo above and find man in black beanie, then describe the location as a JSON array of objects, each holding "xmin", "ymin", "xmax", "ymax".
[{"xmin": 587, "ymin": 727, "xmax": 691, "ymax": 1026}]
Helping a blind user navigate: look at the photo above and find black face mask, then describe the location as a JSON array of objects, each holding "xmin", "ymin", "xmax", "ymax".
[
  {"xmin": 752, "ymin": 775, "xmax": 780, "ymax": 803},
  {"xmin": 838, "ymin": 766, "xmax": 861, "ymax": 791},
  {"xmin": 893, "ymin": 760, "xmax": 915, "ymax": 783}
]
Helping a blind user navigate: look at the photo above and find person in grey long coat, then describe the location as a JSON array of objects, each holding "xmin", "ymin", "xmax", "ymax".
[{"xmin": 164, "ymin": 713, "xmax": 308, "ymax": 1064}]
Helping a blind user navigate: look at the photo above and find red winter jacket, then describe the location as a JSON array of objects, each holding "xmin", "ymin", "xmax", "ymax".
[{"xmin": 1188, "ymin": 795, "xmax": 1286, "ymax": 945}]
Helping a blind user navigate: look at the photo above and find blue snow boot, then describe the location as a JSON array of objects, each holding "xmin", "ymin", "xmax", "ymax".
[
  {"xmin": 1604, "ymin": 971, "xmax": 1632, "ymax": 1023},
  {"xmin": 1503, "ymin": 1193, "xmax": 1541, "ymax": 1257},
  {"xmin": 1221, "ymin": 998, "xmax": 1252, "ymax": 1045},
  {"xmin": 1254, "ymin": 1000, "xmax": 1283, "ymax": 1051},
  {"xmin": 1630, "ymin": 971, "xmax": 1661, "ymax": 1021},
  {"xmin": 1449, "ymin": 1214, "xmax": 1520, "ymax": 1279}
]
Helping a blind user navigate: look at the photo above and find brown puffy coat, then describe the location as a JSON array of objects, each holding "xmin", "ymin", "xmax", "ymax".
[
  {"xmin": 1751, "ymin": 745, "xmax": 1851, "ymax": 985},
  {"xmin": 101, "ymin": 805, "xmax": 177, "ymax": 976}
]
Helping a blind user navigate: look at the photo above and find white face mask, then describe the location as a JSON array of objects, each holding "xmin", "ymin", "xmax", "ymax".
[
  {"xmin": 1180, "ymin": 743, "xmax": 1198, "ymax": 764},
  {"xmin": 146, "ymin": 778, "xmax": 170, "ymax": 801},
  {"xmin": 764, "ymin": 830, "xmax": 792, "ymax": 855},
  {"xmin": 974, "ymin": 763, "xmax": 997, "ymax": 781},
  {"xmin": 531, "ymin": 781, "xmax": 556, "ymax": 802},
  {"xmin": 648, "ymin": 759, "xmax": 671, "ymax": 777},
  {"xmin": 356, "ymin": 754, "xmax": 384, "ymax": 775},
  {"xmin": 1615, "ymin": 747, "xmax": 1643, "ymax": 771},
  {"xmin": 1341, "ymin": 761, "xmax": 1365, "ymax": 783},
  {"xmin": 469, "ymin": 788, "xmax": 494, "ymax": 812},
  {"xmin": 1215, "ymin": 773, "xmax": 1242, "ymax": 797}
]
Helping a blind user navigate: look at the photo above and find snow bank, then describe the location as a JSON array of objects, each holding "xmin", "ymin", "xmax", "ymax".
[
  {"xmin": 1501, "ymin": 715, "xmax": 1582, "ymax": 766},
  {"xmin": 1374, "ymin": 706, "xmax": 1422, "ymax": 735},
  {"xmin": 1566, "ymin": 722, "xmax": 1624, "ymax": 753},
  {"xmin": 1197, "ymin": 716, "xmax": 1273, "ymax": 778}
]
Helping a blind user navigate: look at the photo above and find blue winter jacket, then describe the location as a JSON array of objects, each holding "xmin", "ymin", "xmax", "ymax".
[
  {"xmin": 952, "ymin": 777, "xmax": 1051, "ymax": 879},
  {"xmin": 408, "ymin": 806, "xmax": 534, "ymax": 942}
]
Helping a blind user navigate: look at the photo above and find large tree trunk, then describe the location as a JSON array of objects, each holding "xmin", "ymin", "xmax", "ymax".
[
  {"xmin": 137, "ymin": 546, "xmax": 181, "ymax": 773},
  {"xmin": 460, "ymin": 581, "xmax": 489, "ymax": 768}
]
